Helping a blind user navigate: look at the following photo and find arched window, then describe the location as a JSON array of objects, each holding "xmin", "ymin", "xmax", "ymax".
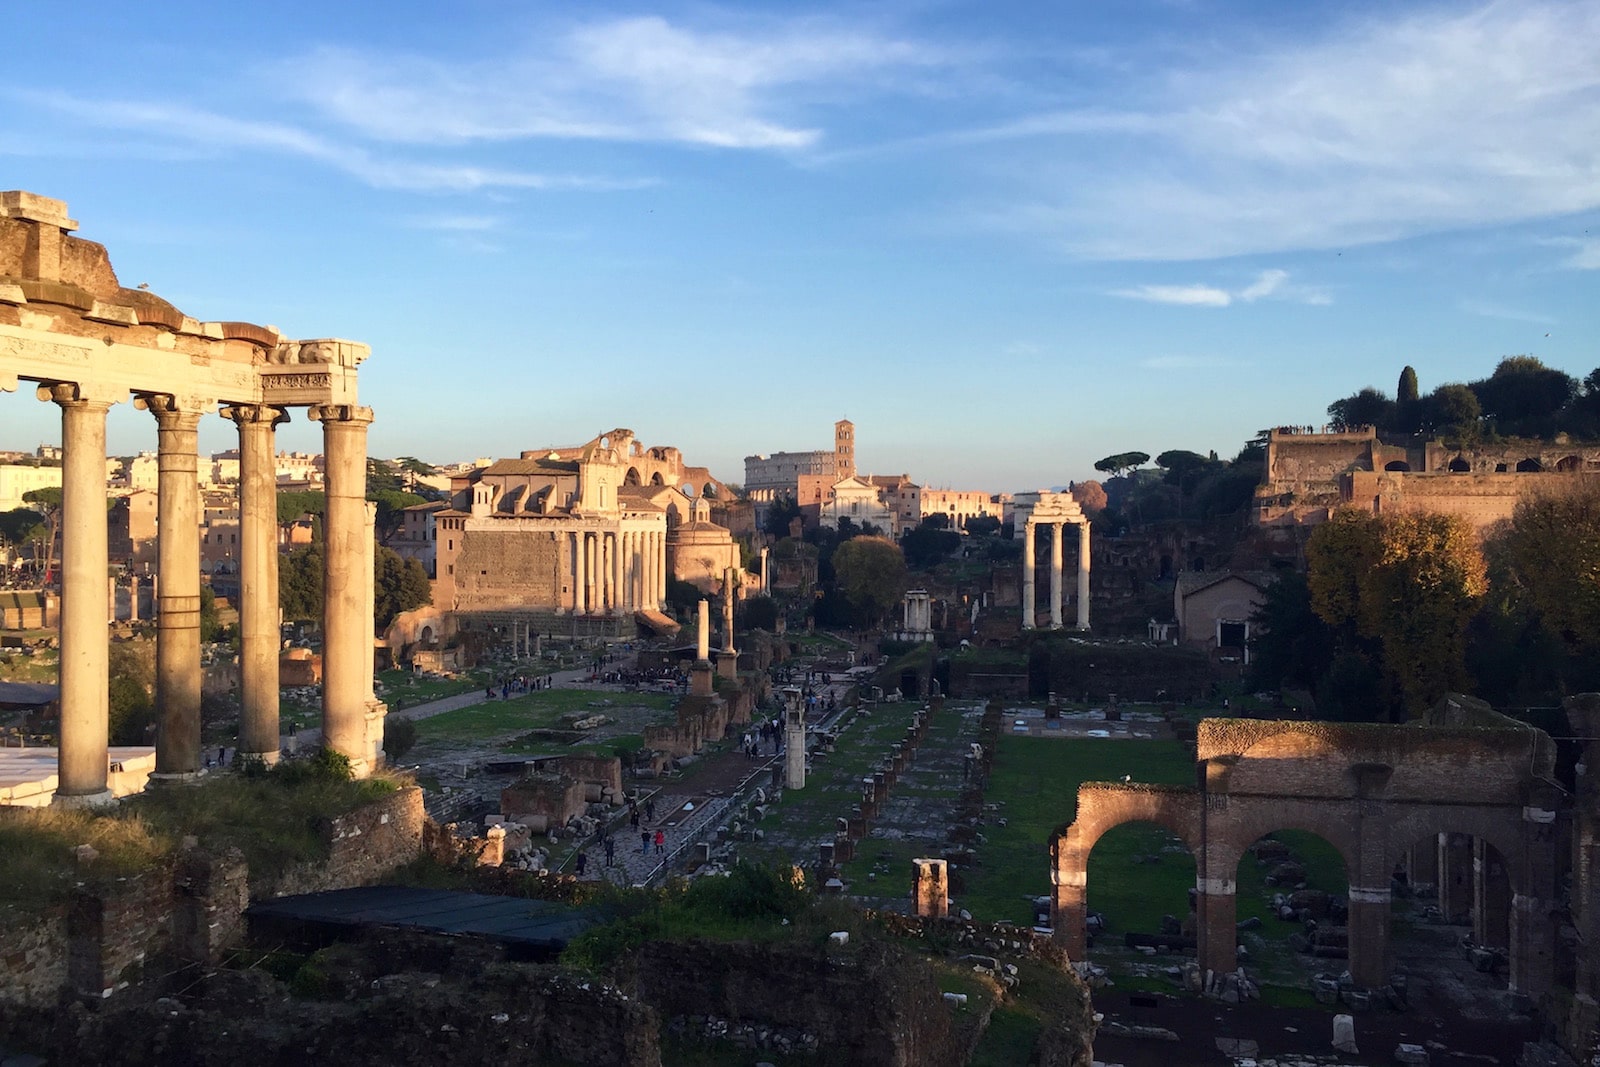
[
  {"xmin": 1448, "ymin": 457, "xmax": 1470, "ymax": 473},
  {"xmin": 1384, "ymin": 461, "xmax": 1411, "ymax": 472},
  {"xmin": 1516, "ymin": 458, "xmax": 1542, "ymax": 472}
]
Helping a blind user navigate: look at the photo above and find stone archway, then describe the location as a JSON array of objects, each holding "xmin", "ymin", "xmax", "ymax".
[{"xmin": 1052, "ymin": 712, "xmax": 1563, "ymax": 994}]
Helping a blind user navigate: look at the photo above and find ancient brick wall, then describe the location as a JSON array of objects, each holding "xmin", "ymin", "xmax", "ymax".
[
  {"xmin": 454, "ymin": 528, "xmax": 562, "ymax": 610},
  {"xmin": 0, "ymin": 910, "xmax": 68, "ymax": 1008},
  {"xmin": 265, "ymin": 786, "xmax": 425, "ymax": 897}
]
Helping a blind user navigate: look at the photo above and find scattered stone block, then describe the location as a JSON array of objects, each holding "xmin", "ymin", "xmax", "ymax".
[
  {"xmin": 1332, "ymin": 1013, "xmax": 1357, "ymax": 1054},
  {"xmin": 1395, "ymin": 1042, "xmax": 1430, "ymax": 1065}
]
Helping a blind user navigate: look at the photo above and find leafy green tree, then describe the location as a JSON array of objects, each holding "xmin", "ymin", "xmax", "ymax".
[
  {"xmin": 1247, "ymin": 572, "xmax": 1335, "ymax": 693},
  {"xmin": 1397, "ymin": 365, "xmax": 1420, "ymax": 405},
  {"xmin": 279, "ymin": 542, "xmax": 324, "ymax": 623},
  {"xmin": 1469, "ymin": 356, "xmax": 1576, "ymax": 436},
  {"xmin": 21, "ymin": 486, "xmax": 63, "ymax": 581},
  {"xmin": 1326, "ymin": 387, "xmax": 1394, "ymax": 432},
  {"xmin": 830, "ymin": 536, "xmax": 908, "ymax": 629},
  {"xmin": 964, "ymin": 514, "xmax": 1001, "ymax": 537},
  {"xmin": 1417, "ymin": 383, "xmax": 1482, "ymax": 441},
  {"xmin": 737, "ymin": 595, "xmax": 779, "ymax": 632},
  {"xmin": 1155, "ymin": 449, "xmax": 1210, "ymax": 485},
  {"xmin": 1093, "ymin": 451, "xmax": 1150, "ymax": 479},
  {"xmin": 370, "ymin": 489, "xmax": 427, "ymax": 544},
  {"xmin": 1070, "ymin": 480, "xmax": 1108, "ymax": 515},
  {"xmin": 383, "ymin": 717, "xmax": 418, "ymax": 763},
  {"xmin": 366, "ymin": 459, "xmax": 406, "ymax": 496},
  {"xmin": 199, "ymin": 586, "xmax": 222, "ymax": 643},
  {"xmin": 900, "ymin": 525, "xmax": 960, "ymax": 570},
  {"xmin": 0, "ymin": 507, "xmax": 44, "ymax": 551},
  {"xmin": 108, "ymin": 639, "xmax": 155, "ymax": 746},
  {"xmin": 375, "ymin": 546, "xmax": 431, "ymax": 631},
  {"xmin": 761, "ymin": 495, "xmax": 803, "ymax": 539},
  {"xmin": 276, "ymin": 490, "xmax": 326, "ymax": 524},
  {"xmin": 395, "ymin": 456, "xmax": 437, "ymax": 476}
]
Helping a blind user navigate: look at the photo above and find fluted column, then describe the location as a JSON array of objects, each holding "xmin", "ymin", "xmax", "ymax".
[
  {"xmin": 585, "ymin": 532, "xmax": 598, "ymax": 614},
  {"xmin": 573, "ymin": 532, "xmax": 586, "ymax": 614},
  {"xmin": 655, "ymin": 530, "xmax": 666, "ymax": 605},
  {"xmin": 140, "ymin": 394, "xmax": 204, "ymax": 778},
  {"xmin": 45, "ymin": 384, "xmax": 115, "ymax": 804},
  {"xmin": 1076, "ymin": 521, "xmax": 1091, "ymax": 631},
  {"xmin": 1049, "ymin": 522, "xmax": 1064, "ymax": 629},
  {"xmin": 224, "ymin": 403, "xmax": 287, "ymax": 765},
  {"xmin": 310, "ymin": 404, "xmax": 376, "ymax": 774},
  {"xmin": 610, "ymin": 532, "xmax": 622, "ymax": 614},
  {"xmin": 1021, "ymin": 520, "xmax": 1036, "ymax": 630}
]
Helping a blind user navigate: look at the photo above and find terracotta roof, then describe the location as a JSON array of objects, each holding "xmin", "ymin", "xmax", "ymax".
[
  {"xmin": 479, "ymin": 458, "xmax": 579, "ymax": 476},
  {"xmin": 1175, "ymin": 571, "xmax": 1278, "ymax": 598}
]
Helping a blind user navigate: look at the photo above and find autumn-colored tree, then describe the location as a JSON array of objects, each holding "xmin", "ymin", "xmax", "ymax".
[
  {"xmin": 830, "ymin": 535, "xmax": 908, "ymax": 630},
  {"xmin": 1070, "ymin": 480, "xmax": 1108, "ymax": 515},
  {"xmin": 1308, "ymin": 508, "xmax": 1486, "ymax": 717},
  {"xmin": 1485, "ymin": 484, "xmax": 1600, "ymax": 649}
]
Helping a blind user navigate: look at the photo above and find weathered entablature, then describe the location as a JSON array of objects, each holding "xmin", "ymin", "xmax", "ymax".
[
  {"xmin": 1052, "ymin": 705, "xmax": 1564, "ymax": 995},
  {"xmin": 0, "ymin": 191, "xmax": 385, "ymax": 803}
]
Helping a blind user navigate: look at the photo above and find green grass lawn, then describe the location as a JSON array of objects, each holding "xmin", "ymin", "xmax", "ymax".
[
  {"xmin": 962, "ymin": 737, "xmax": 1195, "ymax": 926},
  {"xmin": 414, "ymin": 690, "xmax": 675, "ymax": 744}
]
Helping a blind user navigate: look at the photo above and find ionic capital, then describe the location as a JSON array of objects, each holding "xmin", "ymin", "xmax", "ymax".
[
  {"xmin": 220, "ymin": 403, "xmax": 289, "ymax": 429},
  {"xmin": 135, "ymin": 392, "xmax": 212, "ymax": 428},
  {"xmin": 308, "ymin": 403, "xmax": 375, "ymax": 427},
  {"xmin": 36, "ymin": 380, "xmax": 119, "ymax": 410}
]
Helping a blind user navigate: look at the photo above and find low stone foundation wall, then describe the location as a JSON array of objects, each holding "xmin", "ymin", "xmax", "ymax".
[{"xmin": 0, "ymin": 786, "xmax": 425, "ymax": 1009}]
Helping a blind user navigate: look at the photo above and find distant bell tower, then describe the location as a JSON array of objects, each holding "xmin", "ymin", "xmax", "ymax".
[{"xmin": 835, "ymin": 419, "xmax": 855, "ymax": 479}]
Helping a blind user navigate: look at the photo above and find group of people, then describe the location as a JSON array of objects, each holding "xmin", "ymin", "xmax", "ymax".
[
  {"xmin": 485, "ymin": 674, "xmax": 555, "ymax": 700},
  {"xmin": 573, "ymin": 793, "xmax": 670, "ymax": 878}
]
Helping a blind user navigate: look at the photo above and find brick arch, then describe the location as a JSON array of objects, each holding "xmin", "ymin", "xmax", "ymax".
[
  {"xmin": 1061, "ymin": 784, "xmax": 1203, "ymax": 859},
  {"xmin": 1208, "ymin": 802, "xmax": 1359, "ymax": 887},
  {"xmin": 1381, "ymin": 808, "xmax": 1526, "ymax": 894}
]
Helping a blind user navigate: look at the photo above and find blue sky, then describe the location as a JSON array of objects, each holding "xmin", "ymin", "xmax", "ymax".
[{"xmin": 2, "ymin": 0, "xmax": 1597, "ymax": 491}]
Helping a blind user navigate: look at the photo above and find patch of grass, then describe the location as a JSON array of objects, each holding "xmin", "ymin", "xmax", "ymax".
[
  {"xmin": 128, "ymin": 762, "xmax": 402, "ymax": 889},
  {"xmin": 1258, "ymin": 983, "xmax": 1327, "ymax": 1010},
  {"xmin": 0, "ymin": 806, "xmax": 173, "ymax": 914},
  {"xmin": 415, "ymin": 689, "xmax": 674, "ymax": 744},
  {"xmin": 967, "ymin": 1007, "xmax": 1040, "ymax": 1067},
  {"xmin": 963, "ymin": 737, "xmax": 1194, "ymax": 925}
]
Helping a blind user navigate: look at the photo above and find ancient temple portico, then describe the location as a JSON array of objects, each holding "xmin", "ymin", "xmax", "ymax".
[
  {"xmin": 0, "ymin": 191, "xmax": 386, "ymax": 802},
  {"xmin": 1012, "ymin": 491, "xmax": 1090, "ymax": 631}
]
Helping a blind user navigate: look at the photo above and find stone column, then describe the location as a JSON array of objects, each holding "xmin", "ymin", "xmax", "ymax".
[
  {"xmin": 1077, "ymin": 521, "xmax": 1092, "ymax": 630},
  {"xmin": 1473, "ymin": 838, "xmax": 1511, "ymax": 950},
  {"xmin": 573, "ymin": 532, "xmax": 586, "ymax": 614},
  {"xmin": 310, "ymin": 405, "xmax": 377, "ymax": 774},
  {"xmin": 784, "ymin": 700, "xmax": 806, "ymax": 789},
  {"xmin": 1021, "ymin": 520, "xmax": 1036, "ymax": 629},
  {"xmin": 1438, "ymin": 832, "xmax": 1474, "ymax": 924},
  {"xmin": 45, "ymin": 383, "xmax": 114, "ymax": 805},
  {"xmin": 696, "ymin": 598, "xmax": 710, "ymax": 660},
  {"xmin": 1509, "ymin": 795, "xmax": 1561, "ymax": 995},
  {"xmin": 141, "ymin": 395, "xmax": 204, "ymax": 779},
  {"xmin": 585, "ymin": 533, "xmax": 598, "ymax": 615},
  {"xmin": 656, "ymin": 530, "xmax": 667, "ymax": 606},
  {"xmin": 610, "ymin": 532, "xmax": 622, "ymax": 615},
  {"xmin": 759, "ymin": 546, "xmax": 769, "ymax": 594},
  {"xmin": 912, "ymin": 858, "xmax": 949, "ymax": 918},
  {"xmin": 224, "ymin": 403, "xmax": 287, "ymax": 766},
  {"xmin": 1049, "ymin": 522, "xmax": 1064, "ymax": 629},
  {"xmin": 1346, "ymin": 885, "xmax": 1393, "ymax": 988}
]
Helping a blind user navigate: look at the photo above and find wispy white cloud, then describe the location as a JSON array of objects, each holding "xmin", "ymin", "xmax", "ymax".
[
  {"xmin": 17, "ymin": 94, "xmax": 655, "ymax": 193},
  {"xmin": 965, "ymin": 1, "xmax": 1600, "ymax": 259},
  {"xmin": 1113, "ymin": 283, "xmax": 1232, "ymax": 307},
  {"xmin": 1112, "ymin": 269, "xmax": 1327, "ymax": 307},
  {"xmin": 277, "ymin": 16, "xmax": 949, "ymax": 152},
  {"xmin": 1544, "ymin": 236, "xmax": 1600, "ymax": 270},
  {"xmin": 405, "ymin": 215, "xmax": 503, "ymax": 232}
]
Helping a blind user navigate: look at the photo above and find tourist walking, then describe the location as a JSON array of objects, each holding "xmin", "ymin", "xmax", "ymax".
[{"xmin": 653, "ymin": 828, "xmax": 665, "ymax": 854}]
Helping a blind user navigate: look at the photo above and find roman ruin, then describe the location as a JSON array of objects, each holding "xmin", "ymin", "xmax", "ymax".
[
  {"xmin": 1011, "ymin": 490, "xmax": 1091, "ymax": 631},
  {"xmin": 1051, "ymin": 703, "xmax": 1563, "ymax": 993},
  {"xmin": 0, "ymin": 191, "xmax": 385, "ymax": 798}
]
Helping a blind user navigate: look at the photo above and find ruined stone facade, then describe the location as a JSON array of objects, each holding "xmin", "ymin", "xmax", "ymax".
[
  {"xmin": 1255, "ymin": 425, "xmax": 1600, "ymax": 530},
  {"xmin": 1052, "ymin": 703, "xmax": 1563, "ymax": 994}
]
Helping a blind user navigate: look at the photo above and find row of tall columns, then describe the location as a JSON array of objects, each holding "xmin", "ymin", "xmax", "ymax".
[
  {"xmin": 571, "ymin": 529, "xmax": 667, "ymax": 615},
  {"xmin": 1021, "ymin": 520, "xmax": 1091, "ymax": 631},
  {"xmin": 46, "ymin": 385, "xmax": 382, "ymax": 803}
]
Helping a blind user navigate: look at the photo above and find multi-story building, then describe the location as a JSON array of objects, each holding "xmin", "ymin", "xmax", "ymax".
[
  {"xmin": 744, "ymin": 420, "xmax": 856, "ymax": 520},
  {"xmin": 0, "ymin": 461, "xmax": 62, "ymax": 513}
]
